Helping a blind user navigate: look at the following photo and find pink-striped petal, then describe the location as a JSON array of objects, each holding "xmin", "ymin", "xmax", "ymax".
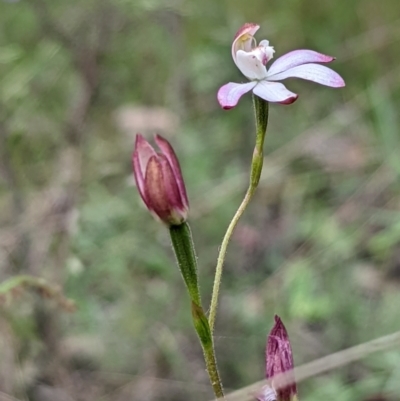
[
  {"xmin": 268, "ymin": 49, "xmax": 335, "ymax": 76},
  {"xmin": 143, "ymin": 155, "xmax": 168, "ymax": 220},
  {"xmin": 267, "ymin": 63, "xmax": 345, "ymax": 87},
  {"xmin": 159, "ymin": 154, "xmax": 185, "ymax": 211},
  {"xmin": 217, "ymin": 81, "xmax": 257, "ymax": 109},
  {"xmin": 132, "ymin": 134, "xmax": 157, "ymax": 200},
  {"xmin": 144, "ymin": 154, "xmax": 185, "ymax": 224},
  {"xmin": 155, "ymin": 134, "xmax": 189, "ymax": 210},
  {"xmin": 252, "ymin": 81, "xmax": 298, "ymax": 104}
]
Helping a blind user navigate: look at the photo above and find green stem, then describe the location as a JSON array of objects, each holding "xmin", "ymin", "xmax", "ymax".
[
  {"xmin": 208, "ymin": 186, "xmax": 254, "ymax": 331},
  {"xmin": 250, "ymin": 95, "xmax": 269, "ymax": 187},
  {"xmin": 169, "ymin": 222, "xmax": 202, "ymax": 306},
  {"xmin": 192, "ymin": 302, "xmax": 225, "ymax": 399},
  {"xmin": 209, "ymin": 96, "xmax": 269, "ymax": 332},
  {"xmin": 169, "ymin": 222, "xmax": 224, "ymax": 399}
]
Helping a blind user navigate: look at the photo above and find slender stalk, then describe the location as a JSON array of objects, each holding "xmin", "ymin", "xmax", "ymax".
[
  {"xmin": 169, "ymin": 222, "xmax": 224, "ymax": 399},
  {"xmin": 208, "ymin": 186, "xmax": 254, "ymax": 331},
  {"xmin": 209, "ymin": 96, "xmax": 269, "ymax": 332},
  {"xmin": 192, "ymin": 301, "xmax": 225, "ymax": 399},
  {"xmin": 170, "ymin": 222, "xmax": 202, "ymax": 306},
  {"xmin": 203, "ymin": 339, "xmax": 225, "ymax": 398}
]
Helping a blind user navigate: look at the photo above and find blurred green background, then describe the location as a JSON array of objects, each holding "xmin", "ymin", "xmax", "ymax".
[{"xmin": 1, "ymin": 0, "xmax": 400, "ymax": 400}]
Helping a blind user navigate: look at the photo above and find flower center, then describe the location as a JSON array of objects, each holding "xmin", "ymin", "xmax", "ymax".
[{"xmin": 257, "ymin": 40, "xmax": 275, "ymax": 65}]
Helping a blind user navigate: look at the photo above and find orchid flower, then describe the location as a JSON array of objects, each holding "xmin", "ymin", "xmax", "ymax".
[
  {"xmin": 132, "ymin": 134, "xmax": 189, "ymax": 226},
  {"xmin": 218, "ymin": 23, "xmax": 345, "ymax": 109}
]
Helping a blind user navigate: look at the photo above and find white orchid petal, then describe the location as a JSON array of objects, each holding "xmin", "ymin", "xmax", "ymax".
[
  {"xmin": 268, "ymin": 49, "xmax": 335, "ymax": 75},
  {"xmin": 217, "ymin": 81, "xmax": 257, "ymax": 109},
  {"xmin": 259, "ymin": 39, "xmax": 270, "ymax": 47},
  {"xmin": 252, "ymin": 81, "xmax": 298, "ymax": 104},
  {"xmin": 267, "ymin": 63, "xmax": 345, "ymax": 87},
  {"xmin": 236, "ymin": 49, "xmax": 268, "ymax": 80},
  {"xmin": 254, "ymin": 42, "xmax": 275, "ymax": 65},
  {"xmin": 231, "ymin": 23, "xmax": 260, "ymax": 63}
]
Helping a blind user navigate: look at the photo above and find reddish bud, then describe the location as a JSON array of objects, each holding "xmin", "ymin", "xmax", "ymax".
[
  {"xmin": 264, "ymin": 315, "xmax": 297, "ymax": 401},
  {"xmin": 132, "ymin": 134, "xmax": 189, "ymax": 225}
]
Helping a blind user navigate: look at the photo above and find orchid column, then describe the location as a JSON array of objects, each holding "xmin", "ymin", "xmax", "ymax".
[{"xmin": 210, "ymin": 23, "xmax": 345, "ymax": 331}]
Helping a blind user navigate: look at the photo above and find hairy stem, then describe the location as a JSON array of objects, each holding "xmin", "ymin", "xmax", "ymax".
[
  {"xmin": 169, "ymin": 223, "xmax": 224, "ymax": 398},
  {"xmin": 192, "ymin": 302, "xmax": 225, "ymax": 399},
  {"xmin": 209, "ymin": 96, "xmax": 269, "ymax": 332},
  {"xmin": 169, "ymin": 222, "xmax": 202, "ymax": 306}
]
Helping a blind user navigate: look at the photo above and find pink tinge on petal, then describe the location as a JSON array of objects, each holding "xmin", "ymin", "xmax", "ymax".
[
  {"xmin": 158, "ymin": 154, "xmax": 187, "ymax": 222},
  {"xmin": 155, "ymin": 134, "xmax": 189, "ymax": 210},
  {"xmin": 232, "ymin": 23, "xmax": 260, "ymax": 63},
  {"xmin": 144, "ymin": 155, "xmax": 184, "ymax": 224},
  {"xmin": 267, "ymin": 63, "xmax": 345, "ymax": 87},
  {"xmin": 233, "ymin": 22, "xmax": 260, "ymax": 41},
  {"xmin": 257, "ymin": 40, "xmax": 275, "ymax": 65},
  {"xmin": 252, "ymin": 81, "xmax": 298, "ymax": 104},
  {"xmin": 133, "ymin": 134, "xmax": 157, "ymax": 203},
  {"xmin": 268, "ymin": 49, "xmax": 335, "ymax": 76},
  {"xmin": 217, "ymin": 81, "xmax": 257, "ymax": 109},
  {"xmin": 143, "ymin": 155, "xmax": 165, "ymax": 217},
  {"xmin": 134, "ymin": 135, "xmax": 157, "ymax": 177}
]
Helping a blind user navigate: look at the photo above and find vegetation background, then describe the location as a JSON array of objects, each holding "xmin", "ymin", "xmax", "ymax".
[{"xmin": 1, "ymin": 0, "xmax": 400, "ymax": 400}]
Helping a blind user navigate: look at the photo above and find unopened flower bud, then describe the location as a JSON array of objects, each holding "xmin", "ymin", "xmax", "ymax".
[
  {"xmin": 265, "ymin": 315, "xmax": 298, "ymax": 401},
  {"xmin": 132, "ymin": 134, "xmax": 189, "ymax": 226}
]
